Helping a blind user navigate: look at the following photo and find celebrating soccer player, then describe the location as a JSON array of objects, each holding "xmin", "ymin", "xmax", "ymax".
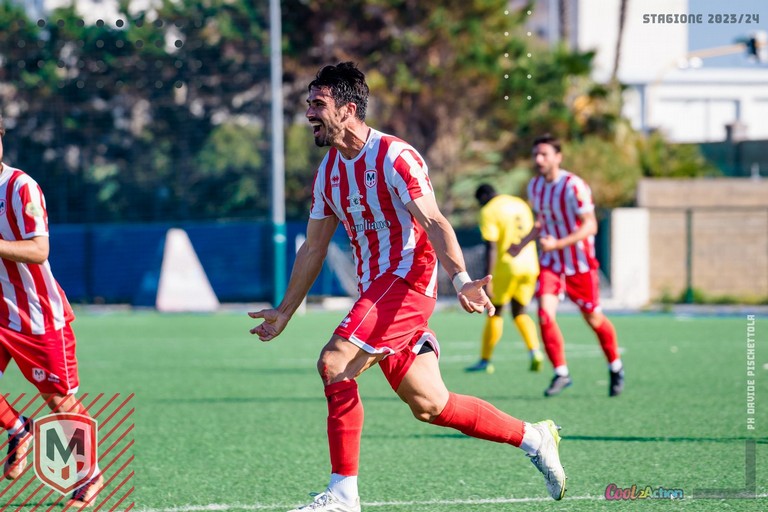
[
  {"xmin": 526, "ymin": 134, "xmax": 625, "ymax": 397},
  {"xmin": 249, "ymin": 63, "xmax": 567, "ymax": 511}
]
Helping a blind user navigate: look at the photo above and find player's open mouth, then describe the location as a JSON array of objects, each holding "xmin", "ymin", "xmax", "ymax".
[{"xmin": 310, "ymin": 120, "xmax": 323, "ymax": 135}]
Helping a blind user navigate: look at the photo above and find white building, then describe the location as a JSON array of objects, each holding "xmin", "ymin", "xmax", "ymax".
[{"xmin": 525, "ymin": 0, "xmax": 768, "ymax": 142}]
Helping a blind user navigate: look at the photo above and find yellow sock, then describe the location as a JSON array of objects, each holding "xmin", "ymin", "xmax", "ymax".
[
  {"xmin": 514, "ymin": 314, "xmax": 540, "ymax": 352},
  {"xmin": 481, "ymin": 315, "xmax": 503, "ymax": 361}
]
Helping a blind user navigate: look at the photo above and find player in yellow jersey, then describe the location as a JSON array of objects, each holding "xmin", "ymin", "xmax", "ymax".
[{"xmin": 466, "ymin": 184, "xmax": 544, "ymax": 373}]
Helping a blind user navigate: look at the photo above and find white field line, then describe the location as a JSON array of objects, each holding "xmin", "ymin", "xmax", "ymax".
[
  {"xmin": 134, "ymin": 492, "xmax": 768, "ymax": 511},
  {"xmin": 133, "ymin": 493, "xmax": 768, "ymax": 512},
  {"xmin": 135, "ymin": 495, "xmax": 615, "ymax": 512},
  {"xmin": 127, "ymin": 493, "xmax": 768, "ymax": 512}
]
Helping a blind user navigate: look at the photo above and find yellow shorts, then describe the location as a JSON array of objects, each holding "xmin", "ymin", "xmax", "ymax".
[{"xmin": 490, "ymin": 267, "xmax": 538, "ymax": 306}]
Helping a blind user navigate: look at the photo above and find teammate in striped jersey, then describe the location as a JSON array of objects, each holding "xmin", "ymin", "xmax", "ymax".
[
  {"xmin": 249, "ymin": 63, "xmax": 567, "ymax": 511},
  {"xmin": 465, "ymin": 184, "xmax": 543, "ymax": 374},
  {"xmin": 526, "ymin": 134, "xmax": 624, "ymax": 397},
  {"xmin": 0, "ymin": 115, "xmax": 103, "ymax": 508}
]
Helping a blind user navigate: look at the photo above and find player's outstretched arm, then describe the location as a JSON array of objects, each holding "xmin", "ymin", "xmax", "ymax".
[
  {"xmin": 406, "ymin": 194, "xmax": 494, "ymax": 315},
  {"xmin": 249, "ymin": 216, "xmax": 339, "ymax": 341},
  {"xmin": 539, "ymin": 211, "xmax": 597, "ymax": 252},
  {"xmin": 507, "ymin": 222, "xmax": 540, "ymax": 257}
]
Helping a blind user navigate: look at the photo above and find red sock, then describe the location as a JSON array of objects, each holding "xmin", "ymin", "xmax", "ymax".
[
  {"xmin": 539, "ymin": 310, "xmax": 567, "ymax": 368},
  {"xmin": 593, "ymin": 317, "xmax": 620, "ymax": 364},
  {"xmin": 431, "ymin": 392, "xmax": 525, "ymax": 447},
  {"xmin": 325, "ymin": 380, "xmax": 363, "ymax": 476},
  {"xmin": 0, "ymin": 396, "xmax": 20, "ymax": 431}
]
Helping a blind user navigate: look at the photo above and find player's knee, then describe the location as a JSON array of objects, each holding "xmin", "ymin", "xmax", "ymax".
[
  {"xmin": 407, "ymin": 395, "xmax": 443, "ymax": 423},
  {"xmin": 410, "ymin": 403, "xmax": 441, "ymax": 423},
  {"xmin": 316, "ymin": 352, "xmax": 344, "ymax": 385},
  {"xmin": 538, "ymin": 308, "xmax": 553, "ymax": 325},
  {"xmin": 511, "ymin": 300, "xmax": 526, "ymax": 318},
  {"xmin": 583, "ymin": 310, "xmax": 604, "ymax": 329}
]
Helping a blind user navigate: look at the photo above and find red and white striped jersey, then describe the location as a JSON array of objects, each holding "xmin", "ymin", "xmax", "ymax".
[
  {"xmin": 310, "ymin": 129, "xmax": 439, "ymax": 297},
  {"xmin": 527, "ymin": 170, "xmax": 598, "ymax": 275},
  {"xmin": 0, "ymin": 165, "xmax": 74, "ymax": 334}
]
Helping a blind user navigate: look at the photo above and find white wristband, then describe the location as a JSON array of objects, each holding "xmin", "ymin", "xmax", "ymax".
[{"xmin": 452, "ymin": 271, "xmax": 471, "ymax": 293}]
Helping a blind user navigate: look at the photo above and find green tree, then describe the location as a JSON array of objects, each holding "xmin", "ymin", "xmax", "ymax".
[
  {"xmin": 1, "ymin": 0, "xmax": 276, "ymax": 222},
  {"xmin": 1, "ymin": 0, "xmax": 719, "ymax": 226},
  {"xmin": 195, "ymin": 122, "xmax": 267, "ymax": 218},
  {"xmin": 639, "ymin": 131, "xmax": 720, "ymax": 178},
  {"xmin": 280, "ymin": 0, "xmax": 598, "ymax": 217},
  {"xmin": 562, "ymin": 134, "xmax": 642, "ymax": 208}
]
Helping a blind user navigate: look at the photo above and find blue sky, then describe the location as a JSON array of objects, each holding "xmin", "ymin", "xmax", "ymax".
[{"xmin": 688, "ymin": 0, "xmax": 768, "ymax": 67}]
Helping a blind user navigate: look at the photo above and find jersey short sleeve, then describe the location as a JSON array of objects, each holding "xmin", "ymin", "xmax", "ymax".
[
  {"xmin": 12, "ymin": 176, "xmax": 49, "ymax": 239},
  {"xmin": 478, "ymin": 206, "xmax": 500, "ymax": 242},
  {"xmin": 509, "ymin": 197, "xmax": 535, "ymax": 244},
  {"xmin": 309, "ymin": 154, "xmax": 336, "ymax": 220},
  {"xmin": 526, "ymin": 179, "xmax": 537, "ymax": 214},
  {"xmin": 568, "ymin": 176, "xmax": 594, "ymax": 216},
  {"xmin": 389, "ymin": 148, "xmax": 433, "ymax": 205}
]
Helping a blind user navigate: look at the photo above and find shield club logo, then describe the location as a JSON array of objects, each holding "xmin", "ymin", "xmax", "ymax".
[
  {"xmin": 364, "ymin": 170, "xmax": 376, "ymax": 188},
  {"xmin": 33, "ymin": 413, "xmax": 98, "ymax": 494}
]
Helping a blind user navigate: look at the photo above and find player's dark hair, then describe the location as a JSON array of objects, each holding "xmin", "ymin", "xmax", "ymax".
[
  {"xmin": 308, "ymin": 62, "xmax": 369, "ymax": 121},
  {"xmin": 475, "ymin": 183, "xmax": 496, "ymax": 203},
  {"xmin": 532, "ymin": 134, "xmax": 561, "ymax": 153},
  {"xmin": 0, "ymin": 115, "xmax": 5, "ymax": 137}
]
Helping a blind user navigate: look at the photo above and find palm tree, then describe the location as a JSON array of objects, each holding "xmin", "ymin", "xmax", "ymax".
[
  {"xmin": 611, "ymin": 0, "xmax": 628, "ymax": 82},
  {"xmin": 558, "ymin": 0, "xmax": 569, "ymax": 48}
]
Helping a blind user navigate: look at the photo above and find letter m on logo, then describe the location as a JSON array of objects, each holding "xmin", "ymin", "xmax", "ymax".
[{"xmin": 33, "ymin": 413, "xmax": 98, "ymax": 494}]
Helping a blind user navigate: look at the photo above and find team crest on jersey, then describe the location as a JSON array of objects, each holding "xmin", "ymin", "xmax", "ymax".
[
  {"xmin": 330, "ymin": 173, "xmax": 340, "ymax": 188},
  {"xmin": 346, "ymin": 191, "xmax": 366, "ymax": 213},
  {"xmin": 25, "ymin": 201, "xmax": 44, "ymax": 218},
  {"xmin": 410, "ymin": 165, "xmax": 425, "ymax": 180},
  {"xmin": 0, "ymin": 199, "xmax": 5, "ymax": 216},
  {"xmin": 364, "ymin": 170, "xmax": 377, "ymax": 188}
]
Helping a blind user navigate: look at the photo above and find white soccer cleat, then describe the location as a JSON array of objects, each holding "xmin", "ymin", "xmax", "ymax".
[
  {"xmin": 527, "ymin": 420, "xmax": 567, "ymax": 500},
  {"xmin": 287, "ymin": 490, "xmax": 361, "ymax": 512}
]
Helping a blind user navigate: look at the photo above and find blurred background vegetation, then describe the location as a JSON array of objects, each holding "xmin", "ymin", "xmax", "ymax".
[{"xmin": 0, "ymin": 0, "xmax": 718, "ymax": 226}]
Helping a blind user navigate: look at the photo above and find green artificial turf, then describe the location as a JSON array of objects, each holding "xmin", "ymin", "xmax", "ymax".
[{"xmin": 0, "ymin": 308, "xmax": 765, "ymax": 511}]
